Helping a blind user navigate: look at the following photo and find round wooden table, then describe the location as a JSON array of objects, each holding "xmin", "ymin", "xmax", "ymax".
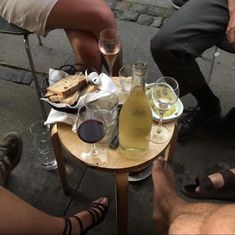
[{"xmin": 51, "ymin": 121, "xmax": 178, "ymax": 235}]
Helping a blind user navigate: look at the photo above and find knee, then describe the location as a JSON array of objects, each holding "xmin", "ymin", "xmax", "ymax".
[
  {"xmin": 91, "ymin": 7, "xmax": 116, "ymax": 34},
  {"xmin": 74, "ymin": 36, "xmax": 99, "ymax": 56},
  {"xmin": 150, "ymin": 32, "xmax": 171, "ymax": 62}
]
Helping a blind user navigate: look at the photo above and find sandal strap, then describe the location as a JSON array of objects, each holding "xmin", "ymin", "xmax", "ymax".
[
  {"xmin": 91, "ymin": 202, "xmax": 107, "ymax": 212},
  {"xmin": 62, "ymin": 218, "xmax": 68, "ymax": 235},
  {"xmin": 87, "ymin": 208, "xmax": 99, "ymax": 223},
  {"xmin": 62, "ymin": 218, "xmax": 72, "ymax": 235},
  {"xmin": 72, "ymin": 215, "xmax": 84, "ymax": 235}
]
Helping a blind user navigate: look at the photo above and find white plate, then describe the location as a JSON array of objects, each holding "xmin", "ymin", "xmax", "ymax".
[
  {"xmin": 146, "ymin": 87, "xmax": 184, "ymax": 123},
  {"xmin": 128, "ymin": 164, "xmax": 152, "ymax": 182}
]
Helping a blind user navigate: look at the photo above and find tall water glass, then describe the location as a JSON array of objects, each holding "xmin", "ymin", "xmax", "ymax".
[{"xmin": 30, "ymin": 120, "xmax": 57, "ymax": 170}]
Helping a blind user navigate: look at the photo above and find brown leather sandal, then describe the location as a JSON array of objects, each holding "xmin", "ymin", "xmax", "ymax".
[
  {"xmin": 62, "ymin": 198, "xmax": 108, "ymax": 235},
  {"xmin": 182, "ymin": 169, "xmax": 235, "ymax": 201}
]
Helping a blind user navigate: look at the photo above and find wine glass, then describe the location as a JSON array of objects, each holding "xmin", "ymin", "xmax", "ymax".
[
  {"xmin": 98, "ymin": 28, "xmax": 121, "ymax": 76},
  {"xmin": 151, "ymin": 76, "xmax": 179, "ymax": 144},
  {"xmin": 77, "ymin": 91, "xmax": 118, "ymax": 165},
  {"xmin": 77, "ymin": 103, "xmax": 106, "ymax": 165}
]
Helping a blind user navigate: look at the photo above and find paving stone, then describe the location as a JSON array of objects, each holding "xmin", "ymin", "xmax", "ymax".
[
  {"xmin": 151, "ymin": 16, "xmax": 163, "ymax": 28},
  {"xmin": 129, "ymin": 3, "xmax": 149, "ymax": 14},
  {"xmin": 137, "ymin": 14, "xmax": 154, "ymax": 26},
  {"xmin": 118, "ymin": 10, "xmax": 139, "ymax": 21},
  {"xmin": 115, "ymin": 1, "xmax": 131, "ymax": 12}
]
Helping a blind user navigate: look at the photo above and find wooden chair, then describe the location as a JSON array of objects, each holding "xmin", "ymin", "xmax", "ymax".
[{"xmin": 0, "ymin": 16, "xmax": 47, "ymax": 120}]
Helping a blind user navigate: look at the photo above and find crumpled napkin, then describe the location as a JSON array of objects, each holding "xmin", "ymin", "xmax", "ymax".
[
  {"xmin": 44, "ymin": 108, "xmax": 78, "ymax": 132},
  {"xmin": 43, "ymin": 68, "xmax": 118, "ymax": 130}
]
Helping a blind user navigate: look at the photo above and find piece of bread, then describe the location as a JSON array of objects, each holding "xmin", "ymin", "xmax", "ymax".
[
  {"xmin": 47, "ymin": 94, "xmax": 63, "ymax": 103},
  {"xmin": 62, "ymin": 91, "xmax": 80, "ymax": 105},
  {"xmin": 45, "ymin": 74, "xmax": 87, "ymax": 99},
  {"xmin": 80, "ymin": 84, "xmax": 99, "ymax": 96}
]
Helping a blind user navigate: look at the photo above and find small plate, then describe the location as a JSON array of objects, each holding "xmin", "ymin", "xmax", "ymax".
[
  {"xmin": 128, "ymin": 164, "xmax": 152, "ymax": 182},
  {"xmin": 146, "ymin": 88, "xmax": 184, "ymax": 123}
]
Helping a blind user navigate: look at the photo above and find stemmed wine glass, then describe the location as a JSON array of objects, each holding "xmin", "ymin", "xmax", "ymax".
[
  {"xmin": 151, "ymin": 76, "xmax": 179, "ymax": 144},
  {"xmin": 77, "ymin": 91, "xmax": 118, "ymax": 165},
  {"xmin": 77, "ymin": 95, "xmax": 107, "ymax": 165},
  {"xmin": 98, "ymin": 28, "xmax": 121, "ymax": 76}
]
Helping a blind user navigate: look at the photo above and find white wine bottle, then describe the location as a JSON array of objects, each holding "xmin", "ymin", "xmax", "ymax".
[{"xmin": 119, "ymin": 61, "xmax": 152, "ymax": 160}]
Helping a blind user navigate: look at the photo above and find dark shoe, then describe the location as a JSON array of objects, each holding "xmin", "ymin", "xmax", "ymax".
[
  {"xmin": 177, "ymin": 105, "xmax": 221, "ymax": 141},
  {"xmin": 0, "ymin": 132, "xmax": 22, "ymax": 186},
  {"xmin": 182, "ymin": 169, "xmax": 235, "ymax": 201},
  {"xmin": 63, "ymin": 197, "xmax": 108, "ymax": 235},
  {"xmin": 171, "ymin": 0, "xmax": 189, "ymax": 9}
]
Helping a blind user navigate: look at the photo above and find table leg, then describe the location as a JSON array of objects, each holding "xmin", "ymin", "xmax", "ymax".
[
  {"xmin": 164, "ymin": 122, "xmax": 179, "ymax": 163},
  {"xmin": 51, "ymin": 125, "xmax": 71, "ymax": 194},
  {"xmin": 114, "ymin": 172, "xmax": 128, "ymax": 235}
]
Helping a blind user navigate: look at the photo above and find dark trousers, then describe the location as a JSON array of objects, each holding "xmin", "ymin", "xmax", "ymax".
[{"xmin": 150, "ymin": 0, "xmax": 229, "ymax": 97}]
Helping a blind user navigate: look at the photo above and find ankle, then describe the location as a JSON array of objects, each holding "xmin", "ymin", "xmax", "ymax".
[{"xmin": 63, "ymin": 216, "xmax": 82, "ymax": 235}]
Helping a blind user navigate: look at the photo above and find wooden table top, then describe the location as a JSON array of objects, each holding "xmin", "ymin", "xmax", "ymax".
[{"xmin": 55, "ymin": 121, "xmax": 175, "ymax": 172}]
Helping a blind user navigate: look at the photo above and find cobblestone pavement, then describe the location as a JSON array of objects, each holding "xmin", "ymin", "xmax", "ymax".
[{"xmin": 110, "ymin": 0, "xmax": 174, "ymax": 28}]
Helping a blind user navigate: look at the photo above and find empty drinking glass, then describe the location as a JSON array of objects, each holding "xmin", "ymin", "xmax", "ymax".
[{"xmin": 30, "ymin": 120, "xmax": 57, "ymax": 170}]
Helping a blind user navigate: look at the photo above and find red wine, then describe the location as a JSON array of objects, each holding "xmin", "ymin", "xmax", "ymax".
[{"xmin": 77, "ymin": 119, "xmax": 105, "ymax": 143}]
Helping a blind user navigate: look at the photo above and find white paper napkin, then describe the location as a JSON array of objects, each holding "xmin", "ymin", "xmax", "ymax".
[{"xmin": 44, "ymin": 109, "xmax": 78, "ymax": 132}]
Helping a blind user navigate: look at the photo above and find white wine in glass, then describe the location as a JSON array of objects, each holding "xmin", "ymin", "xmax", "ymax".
[
  {"xmin": 99, "ymin": 28, "xmax": 121, "ymax": 76},
  {"xmin": 151, "ymin": 76, "xmax": 179, "ymax": 144}
]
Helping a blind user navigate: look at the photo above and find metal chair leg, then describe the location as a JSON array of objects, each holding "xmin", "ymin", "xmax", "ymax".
[
  {"xmin": 37, "ymin": 35, "xmax": 43, "ymax": 46},
  {"xmin": 23, "ymin": 34, "xmax": 47, "ymax": 120}
]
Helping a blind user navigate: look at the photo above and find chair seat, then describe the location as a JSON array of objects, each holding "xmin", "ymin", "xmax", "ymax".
[{"xmin": 0, "ymin": 16, "xmax": 30, "ymax": 35}]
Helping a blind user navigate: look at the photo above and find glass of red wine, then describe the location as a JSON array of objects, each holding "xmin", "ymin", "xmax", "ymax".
[{"xmin": 77, "ymin": 91, "xmax": 118, "ymax": 165}]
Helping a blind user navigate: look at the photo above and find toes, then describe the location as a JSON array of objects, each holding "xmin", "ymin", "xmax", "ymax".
[
  {"xmin": 93, "ymin": 197, "xmax": 109, "ymax": 207},
  {"xmin": 153, "ymin": 156, "xmax": 165, "ymax": 170}
]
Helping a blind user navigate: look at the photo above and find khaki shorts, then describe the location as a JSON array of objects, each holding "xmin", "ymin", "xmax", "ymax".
[{"xmin": 0, "ymin": 0, "xmax": 58, "ymax": 36}]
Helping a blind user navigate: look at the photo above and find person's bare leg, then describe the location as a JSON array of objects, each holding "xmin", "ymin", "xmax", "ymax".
[
  {"xmin": 0, "ymin": 186, "xmax": 108, "ymax": 235},
  {"xmin": 152, "ymin": 157, "xmax": 235, "ymax": 234},
  {"xmin": 66, "ymin": 30, "xmax": 103, "ymax": 73},
  {"xmin": 46, "ymin": 0, "xmax": 122, "ymax": 74},
  {"xmin": 152, "ymin": 157, "xmax": 188, "ymax": 233}
]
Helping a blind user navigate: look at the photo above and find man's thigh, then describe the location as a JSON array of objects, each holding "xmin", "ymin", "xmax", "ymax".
[{"xmin": 158, "ymin": 0, "xmax": 229, "ymax": 53}]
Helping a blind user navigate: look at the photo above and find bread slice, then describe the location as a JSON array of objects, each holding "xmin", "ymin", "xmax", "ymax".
[
  {"xmin": 62, "ymin": 91, "xmax": 80, "ymax": 105},
  {"xmin": 45, "ymin": 74, "xmax": 87, "ymax": 99},
  {"xmin": 47, "ymin": 94, "xmax": 63, "ymax": 103},
  {"xmin": 80, "ymin": 84, "xmax": 99, "ymax": 96}
]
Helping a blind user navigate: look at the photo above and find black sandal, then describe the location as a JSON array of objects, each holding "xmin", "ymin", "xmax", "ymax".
[{"xmin": 62, "ymin": 198, "xmax": 108, "ymax": 235}]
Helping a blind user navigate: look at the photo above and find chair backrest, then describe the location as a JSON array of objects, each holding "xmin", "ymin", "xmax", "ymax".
[{"xmin": 0, "ymin": 16, "xmax": 30, "ymax": 35}]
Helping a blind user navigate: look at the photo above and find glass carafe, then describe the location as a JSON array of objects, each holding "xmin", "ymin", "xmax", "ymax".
[{"xmin": 119, "ymin": 61, "xmax": 152, "ymax": 160}]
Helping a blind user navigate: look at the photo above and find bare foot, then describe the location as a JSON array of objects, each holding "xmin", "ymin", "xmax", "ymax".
[
  {"xmin": 63, "ymin": 197, "xmax": 108, "ymax": 235},
  {"xmin": 152, "ymin": 157, "xmax": 183, "ymax": 234}
]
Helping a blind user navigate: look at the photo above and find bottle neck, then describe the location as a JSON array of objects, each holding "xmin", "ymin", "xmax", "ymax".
[{"xmin": 131, "ymin": 61, "xmax": 147, "ymax": 90}]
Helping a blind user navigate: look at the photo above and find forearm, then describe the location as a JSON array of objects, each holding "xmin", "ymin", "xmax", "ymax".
[
  {"xmin": 228, "ymin": 0, "xmax": 235, "ymax": 14},
  {"xmin": 226, "ymin": 0, "xmax": 235, "ymax": 45}
]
